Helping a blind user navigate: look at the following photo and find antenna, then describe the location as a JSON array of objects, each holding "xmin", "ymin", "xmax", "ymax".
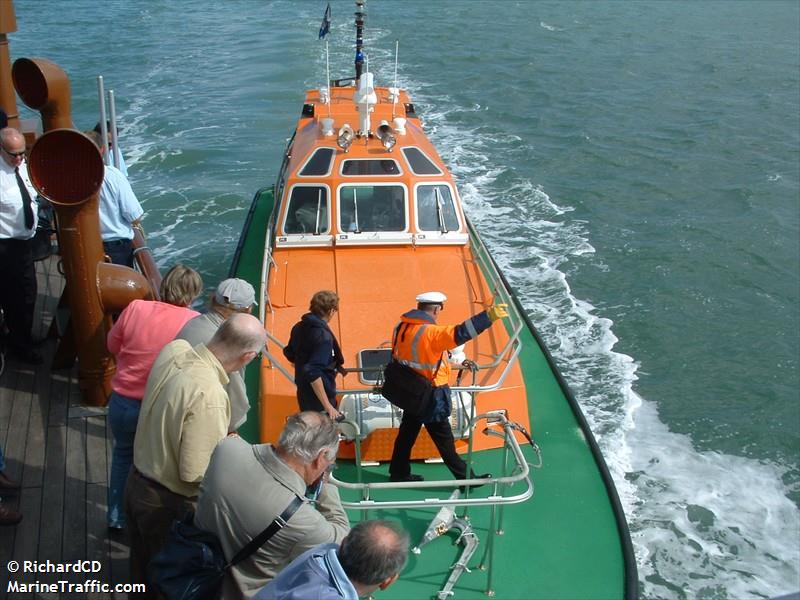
[
  {"xmin": 393, "ymin": 40, "xmax": 399, "ymax": 89},
  {"xmin": 96, "ymin": 76, "xmax": 111, "ymax": 166},
  {"xmin": 325, "ymin": 40, "xmax": 331, "ymax": 117},
  {"xmin": 391, "ymin": 40, "xmax": 399, "ymax": 120}
]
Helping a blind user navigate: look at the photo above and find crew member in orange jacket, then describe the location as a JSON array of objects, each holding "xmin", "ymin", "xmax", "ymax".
[{"xmin": 388, "ymin": 291, "xmax": 508, "ymax": 483}]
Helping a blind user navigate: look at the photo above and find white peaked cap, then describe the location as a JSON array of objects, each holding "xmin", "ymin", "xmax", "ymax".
[{"xmin": 416, "ymin": 291, "xmax": 447, "ymax": 304}]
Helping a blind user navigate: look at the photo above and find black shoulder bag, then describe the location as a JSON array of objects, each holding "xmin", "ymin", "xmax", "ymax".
[
  {"xmin": 147, "ymin": 495, "xmax": 304, "ymax": 600},
  {"xmin": 380, "ymin": 324, "xmax": 442, "ymax": 417}
]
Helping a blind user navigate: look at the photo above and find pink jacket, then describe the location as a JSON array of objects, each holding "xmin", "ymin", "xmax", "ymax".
[{"xmin": 107, "ymin": 299, "xmax": 200, "ymax": 399}]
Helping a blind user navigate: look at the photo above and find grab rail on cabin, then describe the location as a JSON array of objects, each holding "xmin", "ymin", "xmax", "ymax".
[
  {"xmin": 259, "ymin": 195, "xmax": 278, "ymax": 324},
  {"xmin": 330, "ymin": 410, "xmax": 534, "ymax": 509}
]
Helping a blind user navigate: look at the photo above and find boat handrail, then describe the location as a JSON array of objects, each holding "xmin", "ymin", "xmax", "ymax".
[
  {"xmin": 330, "ymin": 411, "xmax": 534, "ymax": 509},
  {"xmin": 332, "ymin": 336, "xmax": 522, "ymax": 396},
  {"xmin": 259, "ymin": 206, "xmax": 277, "ymax": 324}
]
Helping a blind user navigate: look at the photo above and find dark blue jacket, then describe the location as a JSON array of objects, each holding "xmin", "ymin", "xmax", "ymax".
[{"xmin": 283, "ymin": 313, "xmax": 344, "ymax": 411}]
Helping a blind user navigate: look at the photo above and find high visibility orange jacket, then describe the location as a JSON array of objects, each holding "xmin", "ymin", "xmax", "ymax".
[{"xmin": 391, "ymin": 309, "xmax": 493, "ymax": 387}]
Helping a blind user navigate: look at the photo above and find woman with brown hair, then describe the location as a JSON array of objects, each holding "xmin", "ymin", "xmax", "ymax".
[
  {"xmin": 105, "ymin": 264, "xmax": 203, "ymax": 529},
  {"xmin": 283, "ymin": 290, "xmax": 345, "ymax": 419}
]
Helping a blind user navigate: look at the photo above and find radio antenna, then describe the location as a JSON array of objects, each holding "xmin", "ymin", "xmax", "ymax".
[
  {"xmin": 393, "ymin": 40, "xmax": 399, "ymax": 89},
  {"xmin": 325, "ymin": 41, "xmax": 331, "ymax": 117}
]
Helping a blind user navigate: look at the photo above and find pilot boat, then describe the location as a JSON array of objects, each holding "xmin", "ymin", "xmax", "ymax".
[{"xmin": 230, "ymin": 3, "xmax": 638, "ymax": 598}]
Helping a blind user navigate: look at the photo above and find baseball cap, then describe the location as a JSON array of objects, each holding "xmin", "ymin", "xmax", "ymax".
[{"xmin": 214, "ymin": 278, "xmax": 256, "ymax": 310}]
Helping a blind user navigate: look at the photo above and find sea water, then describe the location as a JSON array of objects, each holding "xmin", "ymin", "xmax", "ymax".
[{"xmin": 11, "ymin": 1, "xmax": 799, "ymax": 598}]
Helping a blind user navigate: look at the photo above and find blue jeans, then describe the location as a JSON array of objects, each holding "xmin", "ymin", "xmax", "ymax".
[
  {"xmin": 0, "ymin": 444, "xmax": 5, "ymax": 472},
  {"xmin": 107, "ymin": 392, "xmax": 141, "ymax": 528}
]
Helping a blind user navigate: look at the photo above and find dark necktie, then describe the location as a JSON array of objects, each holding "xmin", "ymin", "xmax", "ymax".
[{"xmin": 14, "ymin": 166, "xmax": 34, "ymax": 230}]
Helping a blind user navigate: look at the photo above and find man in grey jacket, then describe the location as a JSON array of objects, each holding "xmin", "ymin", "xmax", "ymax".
[
  {"xmin": 176, "ymin": 278, "xmax": 256, "ymax": 432},
  {"xmin": 194, "ymin": 411, "xmax": 350, "ymax": 599}
]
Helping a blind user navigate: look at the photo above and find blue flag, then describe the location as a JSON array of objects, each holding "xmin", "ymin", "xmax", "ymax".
[{"xmin": 319, "ymin": 3, "xmax": 331, "ymax": 39}]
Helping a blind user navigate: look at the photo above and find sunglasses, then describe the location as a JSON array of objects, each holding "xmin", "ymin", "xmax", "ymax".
[{"xmin": 2, "ymin": 147, "xmax": 25, "ymax": 158}]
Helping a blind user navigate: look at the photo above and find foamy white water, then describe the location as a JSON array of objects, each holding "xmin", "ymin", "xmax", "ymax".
[{"xmin": 405, "ymin": 75, "xmax": 800, "ymax": 599}]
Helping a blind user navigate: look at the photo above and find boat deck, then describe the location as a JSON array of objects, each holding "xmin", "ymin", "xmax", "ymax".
[{"xmin": 0, "ymin": 256, "xmax": 130, "ymax": 598}]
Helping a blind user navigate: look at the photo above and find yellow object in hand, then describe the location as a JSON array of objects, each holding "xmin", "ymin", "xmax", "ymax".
[{"xmin": 488, "ymin": 303, "xmax": 509, "ymax": 321}]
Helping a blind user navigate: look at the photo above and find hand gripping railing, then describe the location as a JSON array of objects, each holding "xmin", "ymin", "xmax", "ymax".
[{"xmin": 329, "ymin": 410, "xmax": 534, "ymax": 510}]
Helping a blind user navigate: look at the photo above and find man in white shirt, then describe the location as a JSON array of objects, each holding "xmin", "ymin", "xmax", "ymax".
[
  {"xmin": 0, "ymin": 127, "xmax": 41, "ymax": 365},
  {"xmin": 85, "ymin": 130, "xmax": 143, "ymax": 267},
  {"xmin": 93, "ymin": 121, "xmax": 129, "ymax": 177}
]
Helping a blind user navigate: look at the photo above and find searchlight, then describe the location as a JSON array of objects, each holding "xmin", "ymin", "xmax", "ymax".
[
  {"xmin": 377, "ymin": 120, "xmax": 396, "ymax": 152},
  {"xmin": 337, "ymin": 123, "xmax": 355, "ymax": 152}
]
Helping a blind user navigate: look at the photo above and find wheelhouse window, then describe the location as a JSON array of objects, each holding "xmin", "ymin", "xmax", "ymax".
[
  {"xmin": 402, "ymin": 147, "xmax": 442, "ymax": 175},
  {"xmin": 341, "ymin": 159, "xmax": 401, "ymax": 176},
  {"xmin": 416, "ymin": 184, "xmax": 459, "ymax": 232},
  {"xmin": 339, "ymin": 185, "xmax": 406, "ymax": 232},
  {"xmin": 284, "ymin": 186, "xmax": 329, "ymax": 234},
  {"xmin": 299, "ymin": 148, "xmax": 335, "ymax": 176}
]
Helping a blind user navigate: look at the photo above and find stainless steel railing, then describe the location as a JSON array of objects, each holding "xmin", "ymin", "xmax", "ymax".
[{"xmin": 329, "ymin": 410, "xmax": 535, "ymax": 509}]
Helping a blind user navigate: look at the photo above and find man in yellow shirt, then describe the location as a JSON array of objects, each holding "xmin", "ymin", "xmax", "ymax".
[{"xmin": 125, "ymin": 313, "xmax": 266, "ymax": 591}]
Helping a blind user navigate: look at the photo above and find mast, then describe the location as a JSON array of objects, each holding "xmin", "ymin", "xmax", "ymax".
[{"xmin": 354, "ymin": 0, "xmax": 365, "ymax": 82}]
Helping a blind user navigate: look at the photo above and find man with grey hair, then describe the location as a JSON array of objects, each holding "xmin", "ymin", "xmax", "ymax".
[
  {"xmin": 176, "ymin": 277, "xmax": 257, "ymax": 432},
  {"xmin": 254, "ymin": 519, "xmax": 408, "ymax": 600},
  {"xmin": 125, "ymin": 312, "xmax": 267, "ymax": 590},
  {"xmin": 195, "ymin": 411, "xmax": 350, "ymax": 599}
]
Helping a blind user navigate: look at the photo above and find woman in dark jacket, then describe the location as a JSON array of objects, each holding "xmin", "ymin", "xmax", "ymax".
[{"xmin": 283, "ymin": 290, "xmax": 345, "ymax": 419}]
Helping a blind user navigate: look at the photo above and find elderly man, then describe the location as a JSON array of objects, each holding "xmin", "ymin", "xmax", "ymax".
[
  {"xmin": 195, "ymin": 411, "xmax": 350, "ymax": 599},
  {"xmin": 85, "ymin": 130, "xmax": 143, "ymax": 267},
  {"xmin": 253, "ymin": 520, "xmax": 408, "ymax": 600},
  {"xmin": 125, "ymin": 313, "xmax": 266, "ymax": 590},
  {"xmin": 388, "ymin": 291, "xmax": 508, "ymax": 484},
  {"xmin": 0, "ymin": 127, "xmax": 41, "ymax": 364},
  {"xmin": 176, "ymin": 278, "xmax": 256, "ymax": 432}
]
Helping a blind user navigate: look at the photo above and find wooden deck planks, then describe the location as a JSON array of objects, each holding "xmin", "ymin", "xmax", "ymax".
[{"xmin": 0, "ymin": 257, "xmax": 129, "ymax": 598}]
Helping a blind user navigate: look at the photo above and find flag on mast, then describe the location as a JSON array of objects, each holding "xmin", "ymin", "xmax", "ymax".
[{"xmin": 319, "ymin": 3, "xmax": 331, "ymax": 39}]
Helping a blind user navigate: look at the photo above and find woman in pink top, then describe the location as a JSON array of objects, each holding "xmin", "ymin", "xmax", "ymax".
[{"xmin": 106, "ymin": 264, "xmax": 203, "ymax": 529}]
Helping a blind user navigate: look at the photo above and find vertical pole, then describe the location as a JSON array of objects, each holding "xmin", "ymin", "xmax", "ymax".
[
  {"xmin": 107, "ymin": 89, "xmax": 121, "ymax": 170},
  {"xmin": 391, "ymin": 40, "xmax": 399, "ymax": 120},
  {"xmin": 97, "ymin": 76, "xmax": 110, "ymax": 165},
  {"xmin": 325, "ymin": 41, "xmax": 331, "ymax": 118},
  {"xmin": 461, "ymin": 369, "xmax": 479, "ymax": 519},
  {"xmin": 0, "ymin": 2, "xmax": 20, "ymax": 130},
  {"xmin": 393, "ymin": 40, "xmax": 399, "ymax": 88}
]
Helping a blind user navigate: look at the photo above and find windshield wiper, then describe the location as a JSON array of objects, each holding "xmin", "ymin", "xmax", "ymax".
[
  {"xmin": 353, "ymin": 189, "xmax": 361, "ymax": 233},
  {"xmin": 435, "ymin": 187, "xmax": 449, "ymax": 233},
  {"xmin": 314, "ymin": 190, "xmax": 322, "ymax": 235}
]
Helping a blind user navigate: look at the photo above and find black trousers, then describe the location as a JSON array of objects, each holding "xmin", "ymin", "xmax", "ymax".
[
  {"xmin": 103, "ymin": 238, "xmax": 134, "ymax": 268},
  {"xmin": 0, "ymin": 238, "xmax": 36, "ymax": 351},
  {"xmin": 389, "ymin": 412, "xmax": 467, "ymax": 480}
]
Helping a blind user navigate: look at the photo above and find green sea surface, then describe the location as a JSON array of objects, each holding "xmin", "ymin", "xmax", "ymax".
[{"xmin": 11, "ymin": 1, "xmax": 799, "ymax": 597}]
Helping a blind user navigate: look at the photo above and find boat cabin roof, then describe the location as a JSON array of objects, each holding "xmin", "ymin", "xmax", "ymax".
[{"xmin": 275, "ymin": 85, "xmax": 468, "ymax": 248}]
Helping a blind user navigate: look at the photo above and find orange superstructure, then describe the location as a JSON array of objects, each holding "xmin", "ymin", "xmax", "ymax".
[{"xmin": 259, "ymin": 78, "xmax": 530, "ymax": 460}]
